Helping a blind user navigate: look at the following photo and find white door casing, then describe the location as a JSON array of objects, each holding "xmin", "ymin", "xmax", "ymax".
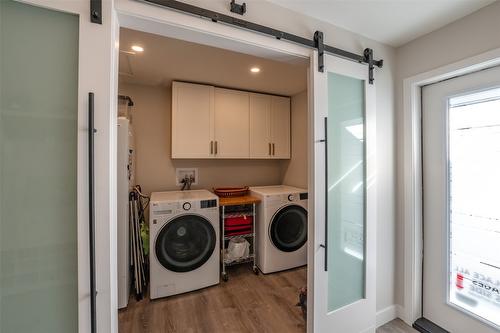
[{"xmin": 402, "ymin": 47, "xmax": 500, "ymax": 326}]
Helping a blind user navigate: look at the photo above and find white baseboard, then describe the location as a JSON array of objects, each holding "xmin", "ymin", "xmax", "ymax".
[{"xmin": 376, "ymin": 304, "xmax": 405, "ymax": 327}]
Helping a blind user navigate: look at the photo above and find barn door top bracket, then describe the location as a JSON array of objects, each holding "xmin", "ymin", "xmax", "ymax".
[
  {"xmin": 314, "ymin": 31, "xmax": 324, "ymax": 73},
  {"xmin": 230, "ymin": 0, "xmax": 246, "ymax": 15},
  {"xmin": 90, "ymin": 0, "xmax": 102, "ymax": 24},
  {"xmin": 364, "ymin": 48, "xmax": 379, "ymax": 84}
]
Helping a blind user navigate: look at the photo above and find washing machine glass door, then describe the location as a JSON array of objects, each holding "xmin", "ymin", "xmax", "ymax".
[
  {"xmin": 270, "ymin": 205, "xmax": 308, "ymax": 252},
  {"xmin": 155, "ymin": 214, "xmax": 216, "ymax": 272}
]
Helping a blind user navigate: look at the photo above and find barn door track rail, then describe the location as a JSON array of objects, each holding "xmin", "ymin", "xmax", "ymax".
[{"xmin": 136, "ymin": 0, "xmax": 383, "ymax": 83}]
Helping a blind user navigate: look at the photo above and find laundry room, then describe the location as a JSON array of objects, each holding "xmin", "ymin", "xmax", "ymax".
[{"xmin": 116, "ymin": 27, "xmax": 310, "ymax": 332}]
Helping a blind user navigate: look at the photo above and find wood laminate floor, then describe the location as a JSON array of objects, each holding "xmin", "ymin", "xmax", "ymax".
[
  {"xmin": 119, "ymin": 265, "xmax": 307, "ymax": 333},
  {"xmin": 119, "ymin": 265, "xmax": 416, "ymax": 333}
]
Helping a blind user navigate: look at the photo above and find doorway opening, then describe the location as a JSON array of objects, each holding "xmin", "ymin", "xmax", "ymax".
[{"xmin": 115, "ymin": 26, "xmax": 310, "ymax": 332}]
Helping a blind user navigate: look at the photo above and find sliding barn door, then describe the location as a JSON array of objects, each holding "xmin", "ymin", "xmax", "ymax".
[
  {"xmin": 0, "ymin": 0, "xmax": 114, "ymax": 332},
  {"xmin": 309, "ymin": 51, "xmax": 377, "ymax": 333}
]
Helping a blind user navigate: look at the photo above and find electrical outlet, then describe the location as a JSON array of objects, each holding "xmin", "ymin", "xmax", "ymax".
[{"xmin": 175, "ymin": 168, "xmax": 199, "ymax": 186}]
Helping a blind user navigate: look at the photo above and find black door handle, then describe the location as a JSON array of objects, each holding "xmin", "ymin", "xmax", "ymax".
[
  {"xmin": 88, "ymin": 92, "xmax": 97, "ymax": 333},
  {"xmin": 323, "ymin": 117, "xmax": 328, "ymax": 271}
]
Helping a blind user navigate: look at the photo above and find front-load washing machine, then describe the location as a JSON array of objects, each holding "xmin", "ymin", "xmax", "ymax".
[
  {"xmin": 149, "ymin": 190, "xmax": 219, "ymax": 299},
  {"xmin": 249, "ymin": 185, "xmax": 308, "ymax": 274}
]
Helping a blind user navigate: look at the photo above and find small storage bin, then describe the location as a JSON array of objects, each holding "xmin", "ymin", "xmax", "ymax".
[
  {"xmin": 227, "ymin": 237, "xmax": 250, "ymax": 260},
  {"xmin": 225, "ymin": 215, "xmax": 252, "ymax": 236},
  {"xmin": 225, "ymin": 225, "xmax": 252, "ymax": 232},
  {"xmin": 225, "ymin": 215, "xmax": 253, "ymax": 227}
]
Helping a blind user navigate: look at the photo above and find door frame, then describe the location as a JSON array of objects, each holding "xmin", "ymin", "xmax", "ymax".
[
  {"xmin": 114, "ymin": 1, "xmax": 315, "ymax": 332},
  {"xmin": 402, "ymin": 46, "xmax": 500, "ymax": 326}
]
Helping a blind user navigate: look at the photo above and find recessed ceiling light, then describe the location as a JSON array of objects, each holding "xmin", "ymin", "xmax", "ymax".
[
  {"xmin": 131, "ymin": 45, "xmax": 144, "ymax": 52},
  {"xmin": 250, "ymin": 67, "xmax": 260, "ymax": 73}
]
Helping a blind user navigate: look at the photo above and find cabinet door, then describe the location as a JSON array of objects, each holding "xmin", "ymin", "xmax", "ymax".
[
  {"xmin": 249, "ymin": 93, "xmax": 272, "ymax": 158},
  {"xmin": 214, "ymin": 88, "xmax": 250, "ymax": 158},
  {"xmin": 271, "ymin": 96, "xmax": 291, "ymax": 158},
  {"xmin": 172, "ymin": 82, "xmax": 214, "ymax": 158}
]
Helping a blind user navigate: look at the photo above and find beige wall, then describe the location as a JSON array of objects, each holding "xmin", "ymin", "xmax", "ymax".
[
  {"xmin": 395, "ymin": 0, "xmax": 500, "ymax": 307},
  {"xmin": 281, "ymin": 90, "xmax": 308, "ymax": 189},
  {"xmin": 118, "ymin": 83, "xmax": 283, "ymax": 196}
]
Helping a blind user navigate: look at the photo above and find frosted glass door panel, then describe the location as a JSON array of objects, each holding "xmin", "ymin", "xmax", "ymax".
[
  {"xmin": 448, "ymin": 89, "xmax": 500, "ymax": 328},
  {"xmin": 327, "ymin": 73, "xmax": 366, "ymax": 312},
  {"xmin": 0, "ymin": 1, "xmax": 79, "ymax": 332}
]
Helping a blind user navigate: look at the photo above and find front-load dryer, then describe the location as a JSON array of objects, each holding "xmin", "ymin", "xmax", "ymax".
[
  {"xmin": 149, "ymin": 190, "xmax": 219, "ymax": 299},
  {"xmin": 249, "ymin": 185, "xmax": 308, "ymax": 274}
]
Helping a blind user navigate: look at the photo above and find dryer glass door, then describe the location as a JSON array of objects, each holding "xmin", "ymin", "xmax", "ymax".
[
  {"xmin": 270, "ymin": 205, "xmax": 308, "ymax": 252},
  {"xmin": 155, "ymin": 215, "xmax": 216, "ymax": 272}
]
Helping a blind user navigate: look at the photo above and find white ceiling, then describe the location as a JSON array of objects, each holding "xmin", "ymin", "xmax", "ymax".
[
  {"xmin": 267, "ymin": 0, "xmax": 496, "ymax": 47},
  {"xmin": 119, "ymin": 28, "xmax": 307, "ymax": 96}
]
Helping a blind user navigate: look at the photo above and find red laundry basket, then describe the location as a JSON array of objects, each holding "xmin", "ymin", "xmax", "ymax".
[{"xmin": 225, "ymin": 216, "xmax": 253, "ymax": 236}]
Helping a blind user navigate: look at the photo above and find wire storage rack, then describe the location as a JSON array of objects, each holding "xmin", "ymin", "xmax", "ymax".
[{"xmin": 218, "ymin": 195, "xmax": 261, "ymax": 281}]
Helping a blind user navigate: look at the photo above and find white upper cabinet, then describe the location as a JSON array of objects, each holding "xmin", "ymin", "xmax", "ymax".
[
  {"xmin": 171, "ymin": 82, "xmax": 214, "ymax": 158},
  {"xmin": 270, "ymin": 96, "xmax": 291, "ymax": 159},
  {"xmin": 214, "ymin": 88, "xmax": 250, "ymax": 158},
  {"xmin": 171, "ymin": 82, "xmax": 290, "ymax": 159},
  {"xmin": 249, "ymin": 93, "xmax": 272, "ymax": 158}
]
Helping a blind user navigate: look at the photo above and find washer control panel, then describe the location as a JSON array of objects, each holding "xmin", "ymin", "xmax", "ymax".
[
  {"xmin": 182, "ymin": 202, "xmax": 191, "ymax": 211},
  {"xmin": 288, "ymin": 194, "xmax": 295, "ymax": 201},
  {"xmin": 151, "ymin": 196, "xmax": 218, "ymax": 216}
]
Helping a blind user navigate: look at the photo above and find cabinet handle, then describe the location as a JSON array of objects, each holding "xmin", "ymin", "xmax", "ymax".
[
  {"xmin": 215, "ymin": 141, "xmax": 218, "ymax": 155},
  {"xmin": 272, "ymin": 143, "xmax": 275, "ymax": 156},
  {"xmin": 210, "ymin": 141, "xmax": 213, "ymax": 155},
  {"xmin": 268, "ymin": 143, "xmax": 271, "ymax": 156}
]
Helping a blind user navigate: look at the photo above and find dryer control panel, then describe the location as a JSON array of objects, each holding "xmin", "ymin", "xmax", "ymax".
[
  {"xmin": 285, "ymin": 192, "xmax": 308, "ymax": 202},
  {"xmin": 200, "ymin": 199, "xmax": 217, "ymax": 209}
]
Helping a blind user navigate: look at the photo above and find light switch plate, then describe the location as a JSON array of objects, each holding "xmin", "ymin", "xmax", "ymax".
[{"xmin": 175, "ymin": 168, "xmax": 199, "ymax": 186}]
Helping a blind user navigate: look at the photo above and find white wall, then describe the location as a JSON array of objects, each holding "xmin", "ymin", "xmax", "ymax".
[
  {"xmin": 281, "ymin": 90, "xmax": 308, "ymax": 189},
  {"xmin": 394, "ymin": 0, "xmax": 500, "ymax": 308},
  {"xmin": 116, "ymin": 0, "xmax": 397, "ymax": 318}
]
